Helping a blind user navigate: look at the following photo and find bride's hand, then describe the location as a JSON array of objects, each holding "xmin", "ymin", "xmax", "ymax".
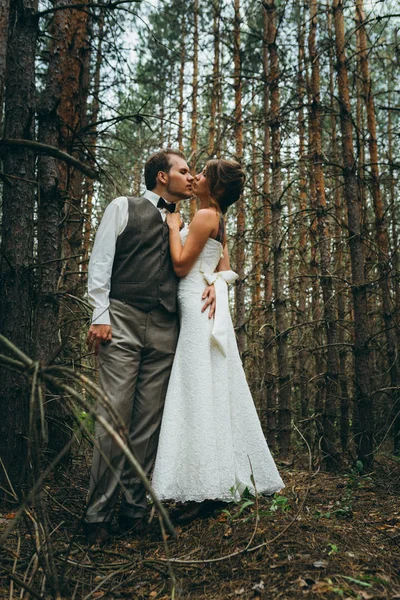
[{"xmin": 167, "ymin": 212, "xmax": 183, "ymax": 230}]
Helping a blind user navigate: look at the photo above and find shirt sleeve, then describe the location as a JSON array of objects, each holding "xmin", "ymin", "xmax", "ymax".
[{"xmin": 88, "ymin": 196, "xmax": 128, "ymax": 325}]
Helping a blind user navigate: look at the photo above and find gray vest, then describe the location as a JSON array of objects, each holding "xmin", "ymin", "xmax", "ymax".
[{"xmin": 109, "ymin": 196, "xmax": 178, "ymax": 312}]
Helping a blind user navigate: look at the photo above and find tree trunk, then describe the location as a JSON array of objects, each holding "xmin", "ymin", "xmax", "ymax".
[
  {"xmin": 0, "ymin": 0, "xmax": 10, "ymax": 128},
  {"xmin": 189, "ymin": 0, "xmax": 199, "ymax": 219},
  {"xmin": 0, "ymin": 0, "xmax": 38, "ymax": 498},
  {"xmin": 36, "ymin": 0, "xmax": 74, "ymax": 365},
  {"xmin": 387, "ymin": 87, "xmax": 400, "ymax": 455},
  {"xmin": 308, "ymin": 0, "xmax": 340, "ymax": 469},
  {"xmin": 332, "ymin": 0, "xmax": 373, "ymax": 471},
  {"xmin": 233, "ymin": 0, "xmax": 246, "ymax": 357},
  {"xmin": 356, "ymin": 0, "xmax": 399, "ymax": 454},
  {"xmin": 265, "ymin": 0, "xmax": 291, "ymax": 458},
  {"xmin": 249, "ymin": 101, "xmax": 261, "ymax": 399},
  {"xmin": 262, "ymin": 6, "xmax": 276, "ymax": 452},
  {"xmin": 82, "ymin": 13, "xmax": 104, "ymax": 275},
  {"xmin": 208, "ymin": 0, "xmax": 220, "ymax": 157},
  {"xmin": 296, "ymin": 8, "xmax": 311, "ymax": 447},
  {"xmin": 328, "ymin": 8, "xmax": 349, "ymax": 455},
  {"xmin": 178, "ymin": 14, "xmax": 185, "ymax": 152},
  {"xmin": 58, "ymin": 2, "xmax": 90, "ymax": 308}
]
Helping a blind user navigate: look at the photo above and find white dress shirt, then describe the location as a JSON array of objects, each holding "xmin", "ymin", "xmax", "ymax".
[{"xmin": 88, "ymin": 190, "xmax": 171, "ymax": 325}]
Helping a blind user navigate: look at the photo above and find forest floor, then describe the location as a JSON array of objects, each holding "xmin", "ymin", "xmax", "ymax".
[{"xmin": 1, "ymin": 453, "xmax": 400, "ymax": 600}]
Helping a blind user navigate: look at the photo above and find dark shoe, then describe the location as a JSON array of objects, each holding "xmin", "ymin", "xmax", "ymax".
[
  {"xmin": 118, "ymin": 515, "xmax": 147, "ymax": 536},
  {"xmin": 174, "ymin": 500, "xmax": 227, "ymax": 525},
  {"xmin": 85, "ymin": 522, "xmax": 111, "ymax": 546}
]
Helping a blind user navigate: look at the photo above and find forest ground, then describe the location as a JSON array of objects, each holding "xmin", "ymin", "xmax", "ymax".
[{"xmin": 1, "ymin": 453, "xmax": 399, "ymax": 600}]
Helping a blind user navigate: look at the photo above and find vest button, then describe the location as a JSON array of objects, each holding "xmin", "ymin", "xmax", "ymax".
[{"xmin": 160, "ymin": 282, "xmax": 163, "ymax": 286}]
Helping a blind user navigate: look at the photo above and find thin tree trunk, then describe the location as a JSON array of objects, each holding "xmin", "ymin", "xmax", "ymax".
[
  {"xmin": 332, "ymin": 0, "xmax": 373, "ymax": 471},
  {"xmin": 189, "ymin": 0, "xmax": 198, "ymax": 219},
  {"xmin": 262, "ymin": 6, "xmax": 276, "ymax": 452},
  {"xmin": 388, "ymin": 86, "xmax": 400, "ymax": 455},
  {"xmin": 82, "ymin": 13, "xmax": 104, "ymax": 275},
  {"xmin": 233, "ymin": 0, "xmax": 246, "ymax": 357},
  {"xmin": 356, "ymin": 0, "xmax": 399, "ymax": 453},
  {"xmin": 36, "ymin": 0, "xmax": 73, "ymax": 364},
  {"xmin": 265, "ymin": 0, "xmax": 291, "ymax": 457},
  {"xmin": 208, "ymin": 0, "xmax": 220, "ymax": 157},
  {"xmin": 309, "ymin": 0, "xmax": 340, "ymax": 469},
  {"xmin": 328, "ymin": 9, "xmax": 349, "ymax": 455},
  {"xmin": 296, "ymin": 7, "xmax": 311, "ymax": 446},
  {"xmin": 250, "ymin": 101, "xmax": 261, "ymax": 398},
  {"xmin": 58, "ymin": 2, "xmax": 90, "ymax": 303},
  {"xmin": 0, "ymin": 0, "xmax": 38, "ymax": 497},
  {"xmin": 178, "ymin": 14, "xmax": 185, "ymax": 152},
  {"xmin": 0, "ymin": 0, "xmax": 10, "ymax": 128}
]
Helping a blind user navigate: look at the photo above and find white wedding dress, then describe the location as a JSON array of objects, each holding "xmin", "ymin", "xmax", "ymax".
[{"xmin": 152, "ymin": 227, "xmax": 284, "ymax": 502}]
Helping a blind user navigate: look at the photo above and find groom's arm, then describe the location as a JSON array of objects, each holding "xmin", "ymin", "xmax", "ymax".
[
  {"xmin": 201, "ymin": 244, "xmax": 230, "ymax": 319},
  {"xmin": 199, "ymin": 244, "xmax": 230, "ymax": 322},
  {"xmin": 201, "ymin": 286, "xmax": 216, "ymax": 319},
  {"xmin": 87, "ymin": 197, "xmax": 128, "ymax": 354}
]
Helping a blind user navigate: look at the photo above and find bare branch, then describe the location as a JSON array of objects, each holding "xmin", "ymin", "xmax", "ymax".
[
  {"xmin": 0, "ymin": 139, "xmax": 100, "ymax": 179},
  {"xmin": 35, "ymin": 0, "xmax": 141, "ymax": 19}
]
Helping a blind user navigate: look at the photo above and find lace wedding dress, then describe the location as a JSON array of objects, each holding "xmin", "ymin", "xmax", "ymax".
[{"xmin": 152, "ymin": 227, "xmax": 284, "ymax": 502}]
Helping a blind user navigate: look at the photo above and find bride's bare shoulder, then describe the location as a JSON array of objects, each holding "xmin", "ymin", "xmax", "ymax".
[{"xmin": 192, "ymin": 208, "xmax": 219, "ymax": 223}]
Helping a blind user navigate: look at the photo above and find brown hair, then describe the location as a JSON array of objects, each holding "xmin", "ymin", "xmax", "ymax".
[
  {"xmin": 145, "ymin": 148, "xmax": 186, "ymax": 190},
  {"xmin": 205, "ymin": 159, "xmax": 245, "ymax": 214}
]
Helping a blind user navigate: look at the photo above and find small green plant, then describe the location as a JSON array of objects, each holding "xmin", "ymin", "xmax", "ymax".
[
  {"xmin": 221, "ymin": 487, "xmax": 255, "ymax": 522},
  {"xmin": 269, "ymin": 495, "xmax": 290, "ymax": 513},
  {"xmin": 327, "ymin": 543, "xmax": 339, "ymax": 555},
  {"xmin": 314, "ymin": 510, "xmax": 331, "ymax": 519},
  {"xmin": 77, "ymin": 410, "xmax": 95, "ymax": 435}
]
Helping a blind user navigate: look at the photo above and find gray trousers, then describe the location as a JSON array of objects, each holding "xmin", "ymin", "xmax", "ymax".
[{"xmin": 86, "ymin": 299, "xmax": 179, "ymax": 523}]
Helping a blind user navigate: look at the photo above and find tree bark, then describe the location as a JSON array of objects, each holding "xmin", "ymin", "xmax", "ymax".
[
  {"xmin": 208, "ymin": 0, "xmax": 220, "ymax": 157},
  {"xmin": 0, "ymin": 0, "xmax": 38, "ymax": 497},
  {"xmin": 262, "ymin": 5, "xmax": 276, "ymax": 452},
  {"xmin": 296, "ymin": 7, "xmax": 311, "ymax": 447},
  {"xmin": 356, "ymin": 0, "xmax": 399, "ymax": 455},
  {"xmin": 332, "ymin": 0, "xmax": 373, "ymax": 471},
  {"xmin": 0, "ymin": 0, "xmax": 10, "ymax": 128},
  {"xmin": 82, "ymin": 13, "xmax": 104, "ymax": 276},
  {"xmin": 189, "ymin": 0, "xmax": 199, "ymax": 219},
  {"xmin": 58, "ymin": 1, "xmax": 90, "ymax": 304},
  {"xmin": 308, "ymin": 0, "xmax": 340, "ymax": 469},
  {"xmin": 249, "ymin": 100, "xmax": 262, "ymax": 398},
  {"xmin": 387, "ymin": 85, "xmax": 400, "ymax": 455},
  {"xmin": 178, "ymin": 13, "xmax": 186, "ymax": 152},
  {"xmin": 233, "ymin": 0, "xmax": 246, "ymax": 357},
  {"xmin": 265, "ymin": 0, "xmax": 291, "ymax": 457},
  {"xmin": 328, "ymin": 8, "xmax": 349, "ymax": 455}
]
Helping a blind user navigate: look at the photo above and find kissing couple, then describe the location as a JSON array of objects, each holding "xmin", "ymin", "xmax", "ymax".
[{"xmin": 84, "ymin": 149, "xmax": 284, "ymax": 545}]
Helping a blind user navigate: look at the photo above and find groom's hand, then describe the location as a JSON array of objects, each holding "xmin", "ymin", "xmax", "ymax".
[
  {"xmin": 86, "ymin": 324, "xmax": 112, "ymax": 355},
  {"xmin": 201, "ymin": 285, "xmax": 216, "ymax": 319}
]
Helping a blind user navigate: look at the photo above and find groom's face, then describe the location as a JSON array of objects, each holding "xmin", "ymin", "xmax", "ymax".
[{"xmin": 165, "ymin": 156, "xmax": 194, "ymax": 201}]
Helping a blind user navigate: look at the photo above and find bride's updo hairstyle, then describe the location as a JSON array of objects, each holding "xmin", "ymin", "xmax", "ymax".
[{"xmin": 205, "ymin": 159, "xmax": 245, "ymax": 214}]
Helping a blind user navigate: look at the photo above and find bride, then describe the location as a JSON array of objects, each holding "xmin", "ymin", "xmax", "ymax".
[{"xmin": 152, "ymin": 159, "xmax": 284, "ymax": 518}]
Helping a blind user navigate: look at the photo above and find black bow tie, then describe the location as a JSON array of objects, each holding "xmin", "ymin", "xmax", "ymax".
[{"xmin": 157, "ymin": 197, "xmax": 176, "ymax": 213}]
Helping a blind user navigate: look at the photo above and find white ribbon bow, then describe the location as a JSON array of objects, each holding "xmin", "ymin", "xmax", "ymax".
[{"xmin": 201, "ymin": 269, "xmax": 239, "ymax": 356}]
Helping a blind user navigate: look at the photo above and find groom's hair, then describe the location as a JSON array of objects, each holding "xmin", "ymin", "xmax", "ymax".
[{"xmin": 145, "ymin": 149, "xmax": 186, "ymax": 190}]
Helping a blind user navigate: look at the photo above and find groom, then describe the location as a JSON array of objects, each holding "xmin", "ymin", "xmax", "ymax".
[{"xmin": 85, "ymin": 149, "xmax": 214, "ymax": 545}]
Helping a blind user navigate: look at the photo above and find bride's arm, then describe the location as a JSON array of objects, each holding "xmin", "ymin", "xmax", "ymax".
[
  {"xmin": 217, "ymin": 244, "xmax": 230, "ymax": 271},
  {"xmin": 167, "ymin": 209, "xmax": 217, "ymax": 277}
]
